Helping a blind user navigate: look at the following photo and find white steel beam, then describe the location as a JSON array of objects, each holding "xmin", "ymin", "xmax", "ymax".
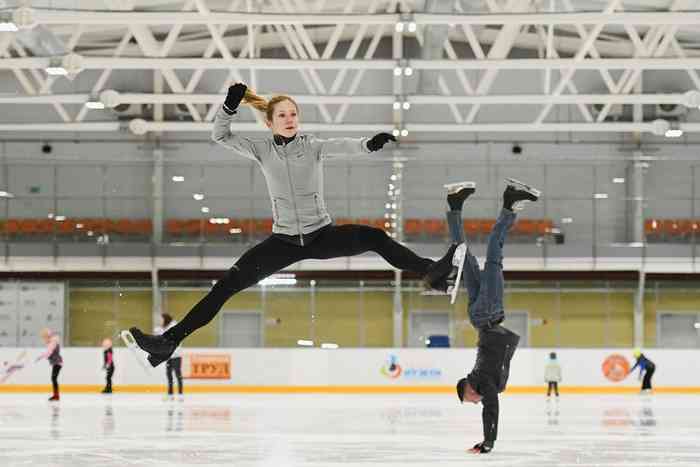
[
  {"xmin": 6, "ymin": 56, "xmax": 700, "ymax": 71},
  {"xmin": 328, "ymin": 0, "xmax": 382, "ymax": 96},
  {"xmin": 333, "ymin": 17, "xmax": 388, "ymax": 123},
  {"xmin": 0, "ymin": 123, "xmax": 122, "ymax": 131},
  {"xmin": 0, "ymin": 34, "xmax": 37, "ymax": 97},
  {"xmin": 2, "ymin": 93, "xmax": 694, "ymax": 106},
  {"xmin": 75, "ymin": 30, "xmax": 132, "ymax": 122},
  {"xmin": 10, "ymin": 41, "xmax": 72, "ymax": 123},
  {"xmin": 2, "ymin": 121, "xmax": 700, "ymax": 135},
  {"xmin": 533, "ymin": 24, "xmax": 593, "ymax": 122},
  {"xmin": 268, "ymin": 23, "xmax": 333, "ymax": 123},
  {"xmin": 30, "ymin": 10, "xmax": 700, "ymax": 26},
  {"xmin": 406, "ymin": 122, "xmax": 700, "ymax": 133},
  {"xmin": 535, "ymin": 0, "xmax": 621, "ymax": 123},
  {"xmin": 465, "ymin": 0, "xmax": 533, "ymax": 124},
  {"xmin": 130, "ymin": 24, "xmax": 203, "ymax": 121}
]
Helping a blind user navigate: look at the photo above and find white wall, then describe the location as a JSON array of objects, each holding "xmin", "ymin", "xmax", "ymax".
[{"xmin": 2, "ymin": 347, "xmax": 698, "ymax": 389}]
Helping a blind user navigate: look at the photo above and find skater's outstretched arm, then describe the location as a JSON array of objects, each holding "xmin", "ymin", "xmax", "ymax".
[
  {"xmin": 629, "ymin": 357, "xmax": 642, "ymax": 374},
  {"xmin": 36, "ymin": 335, "xmax": 59, "ymax": 361},
  {"xmin": 309, "ymin": 132, "xmax": 395, "ymax": 160}
]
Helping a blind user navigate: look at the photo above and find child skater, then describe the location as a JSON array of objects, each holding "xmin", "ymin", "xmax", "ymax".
[
  {"xmin": 544, "ymin": 351, "xmax": 562, "ymax": 398},
  {"xmin": 102, "ymin": 338, "xmax": 115, "ymax": 394},
  {"xmin": 36, "ymin": 328, "xmax": 62, "ymax": 401}
]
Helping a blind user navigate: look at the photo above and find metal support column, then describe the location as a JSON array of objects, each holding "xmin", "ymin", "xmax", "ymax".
[
  {"xmin": 628, "ymin": 151, "xmax": 646, "ymax": 244},
  {"xmin": 634, "ymin": 270, "xmax": 645, "ymax": 347}
]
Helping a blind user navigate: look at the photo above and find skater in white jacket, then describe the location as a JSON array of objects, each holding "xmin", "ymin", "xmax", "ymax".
[{"xmin": 544, "ymin": 352, "xmax": 562, "ymax": 398}]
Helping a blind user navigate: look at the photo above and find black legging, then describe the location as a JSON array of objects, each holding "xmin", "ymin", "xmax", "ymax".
[
  {"xmin": 166, "ymin": 357, "xmax": 183, "ymax": 395},
  {"xmin": 165, "ymin": 224, "xmax": 433, "ymax": 343},
  {"xmin": 105, "ymin": 366, "xmax": 114, "ymax": 391},
  {"xmin": 547, "ymin": 382, "xmax": 559, "ymax": 397},
  {"xmin": 51, "ymin": 365, "xmax": 61, "ymax": 395},
  {"xmin": 642, "ymin": 367, "xmax": 655, "ymax": 390}
]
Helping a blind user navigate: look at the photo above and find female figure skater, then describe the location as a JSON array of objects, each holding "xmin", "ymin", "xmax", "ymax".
[
  {"xmin": 36, "ymin": 328, "xmax": 62, "ymax": 401},
  {"xmin": 126, "ymin": 83, "xmax": 454, "ymax": 366}
]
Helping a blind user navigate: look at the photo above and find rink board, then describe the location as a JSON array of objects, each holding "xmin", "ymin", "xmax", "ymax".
[{"xmin": 2, "ymin": 347, "xmax": 700, "ymax": 393}]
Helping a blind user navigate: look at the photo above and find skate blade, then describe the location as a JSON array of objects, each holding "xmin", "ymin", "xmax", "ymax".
[
  {"xmin": 450, "ymin": 243, "xmax": 467, "ymax": 304},
  {"xmin": 444, "ymin": 181, "xmax": 476, "ymax": 191},
  {"xmin": 505, "ymin": 177, "xmax": 541, "ymax": 197},
  {"xmin": 421, "ymin": 289, "xmax": 449, "ymax": 296},
  {"xmin": 120, "ymin": 330, "xmax": 154, "ymax": 375}
]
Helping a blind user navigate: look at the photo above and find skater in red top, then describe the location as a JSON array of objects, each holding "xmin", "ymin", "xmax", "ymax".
[
  {"xmin": 36, "ymin": 328, "xmax": 62, "ymax": 401},
  {"xmin": 101, "ymin": 338, "xmax": 115, "ymax": 394}
]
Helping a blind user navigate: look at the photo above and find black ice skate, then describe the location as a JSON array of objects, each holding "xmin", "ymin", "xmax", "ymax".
[
  {"xmin": 423, "ymin": 243, "xmax": 461, "ymax": 292},
  {"xmin": 447, "ymin": 243, "xmax": 467, "ymax": 305},
  {"xmin": 120, "ymin": 327, "xmax": 177, "ymax": 369},
  {"xmin": 504, "ymin": 178, "xmax": 541, "ymax": 211},
  {"xmin": 444, "ymin": 181, "xmax": 476, "ymax": 211}
]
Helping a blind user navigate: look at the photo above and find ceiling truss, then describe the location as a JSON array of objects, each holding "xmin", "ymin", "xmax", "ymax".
[{"xmin": 0, "ymin": 0, "xmax": 699, "ymax": 136}]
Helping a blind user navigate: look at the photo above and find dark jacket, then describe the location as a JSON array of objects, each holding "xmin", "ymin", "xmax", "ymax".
[
  {"xmin": 466, "ymin": 326, "xmax": 520, "ymax": 444},
  {"xmin": 103, "ymin": 348, "xmax": 114, "ymax": 369},
  {"xmin": 630, "ymin": 353, "xmax": 655, "ymax": 375}
]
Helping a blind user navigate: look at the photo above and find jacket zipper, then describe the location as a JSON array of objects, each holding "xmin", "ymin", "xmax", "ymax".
[
  {"xmin": 314, "ymin": 193, "xmax": 322, "ymax": 217},
  {"xmin": 283, "ymin": 151, "xmax": 304, "ymax": 246}
]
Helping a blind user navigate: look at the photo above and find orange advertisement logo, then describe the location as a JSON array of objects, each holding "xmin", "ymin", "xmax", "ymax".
[
  {"xmin": 602, "ymin": 354, "xmax": 630, "ymax": 382},
  {"xmin": 187, "ymin": 354, "xmax": 231, "ymax": 380}
]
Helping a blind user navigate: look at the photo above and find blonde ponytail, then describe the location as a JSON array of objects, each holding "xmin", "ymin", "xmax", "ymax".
[
  {"xmin": 242, "ymin": 88, "xmax": 269, "ymax": 114},
  {"xmin": 241, "ymin": 88, "xmax": 299, "ymax": 122}
]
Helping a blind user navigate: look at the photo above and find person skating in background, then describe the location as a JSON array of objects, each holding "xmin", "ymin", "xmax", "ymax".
[
  {"xmin": 36, "ymin": 328, "xmax": 62, "ymax": 401},
  {"xmin": 544, "ymin": 352, "xmax": 562, "ymax": 398},
  {"xmin": 102, "ymin": 338, "xmax": 115, "ymax": 394},
  {"xmin": 424, "ymin": 178, "xmax": 540, "ymax": 454},
  {"xmin": 155, "ymin": 313, "xmax": 183, "ymax": 399},
  {"xmin": 628, "ymin": 349, "xmax": 655, "ymax": 393},
  {"xmin": 0, "ymin": 351, "xmax": 27, "ymax": 384}
]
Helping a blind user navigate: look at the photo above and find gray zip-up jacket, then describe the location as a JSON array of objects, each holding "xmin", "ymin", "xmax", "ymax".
[{"xmin": 212, "ymin": 107, "xmax": 372, "ymax": 242}]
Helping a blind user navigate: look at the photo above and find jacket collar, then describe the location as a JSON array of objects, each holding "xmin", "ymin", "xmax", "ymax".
[{"xmin": 273, "ymin": 133, "xmax": 298, "ymax": 146}]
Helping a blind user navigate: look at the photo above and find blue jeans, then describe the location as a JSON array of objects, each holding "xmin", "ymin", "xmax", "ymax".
[{"xmin": 446, "ymin": 209, "xmax": 516, "ymax": 329}]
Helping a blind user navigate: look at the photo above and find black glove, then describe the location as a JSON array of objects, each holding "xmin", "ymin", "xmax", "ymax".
[
  {"xmin": 366, "ymin": 132, "xmax": 397, "ymax": 152},
  {"xmin": 223, "ymin": 83, "xmax": 248, "ymax": 115},
  {"xmin": 468, "ymin": 442, "xmax": 493, "ymax": 454}
]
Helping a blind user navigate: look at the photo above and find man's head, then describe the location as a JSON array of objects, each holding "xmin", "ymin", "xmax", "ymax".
[{"xmin": 456, "ymin": 377, "xmax": 482, "ymax": 404}]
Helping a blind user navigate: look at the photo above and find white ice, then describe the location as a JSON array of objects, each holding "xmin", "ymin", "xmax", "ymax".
[{"xmin": 1, "ymin": 393, "xmax": 699, "ymax": 466}]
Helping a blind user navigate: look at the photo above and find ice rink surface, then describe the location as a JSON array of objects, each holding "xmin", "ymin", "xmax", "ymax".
[{"xmin": 0, "ymin": 393, "xmax": 698, "ymax": 467}]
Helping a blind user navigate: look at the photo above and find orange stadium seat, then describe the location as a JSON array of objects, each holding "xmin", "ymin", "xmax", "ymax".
[
  {"xmin": 404, "ymin": 219, "xmax": 423, "ymax": 236},
  {"xmin": 478, "ymin": 220, "xmax": 495, "ymax": 236},
  {"xmin": 253, "ymin": 218, "xmax": 273, "ymax": 236},
  {"xmin": 5, "ymin": 219, "xmax": 20, "ymax": 235},
  {"xmin": 463, "ymin": 220, "xmax": 481, "ymax": 236},
  {"xmin": 423, "ymin": 219, "xmax": 446, "ymax": 237}
]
